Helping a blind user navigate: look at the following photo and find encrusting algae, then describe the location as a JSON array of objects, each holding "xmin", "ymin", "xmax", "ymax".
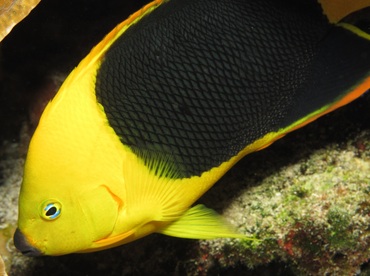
[{"xmin": 194, "ymin": 111, "xmax": 370, "ymax": 275}]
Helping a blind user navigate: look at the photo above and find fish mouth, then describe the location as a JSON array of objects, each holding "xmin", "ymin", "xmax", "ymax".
[{"xmin": 13, "ymin": 228, "xmax": 42, "ymax": 257}]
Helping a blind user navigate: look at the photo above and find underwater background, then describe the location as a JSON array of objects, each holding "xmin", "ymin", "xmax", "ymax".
[{"xmin": 0, "ymin": 0, "xmax": 370, "ymax": 275}]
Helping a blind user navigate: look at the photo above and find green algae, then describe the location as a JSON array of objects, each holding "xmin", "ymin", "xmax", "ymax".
[
  {"xmin": 326, "ymin": 207, "xmax": 356, "ymax": 250},
  {"xmin": 198, "ymin": 125, "xmax": 370, "ymax": 275}
]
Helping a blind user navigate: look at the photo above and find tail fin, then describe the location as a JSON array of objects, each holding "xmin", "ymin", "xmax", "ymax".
[{"xmin": 282, "ymin": 7, "xmax": 370, "ymax": 131}]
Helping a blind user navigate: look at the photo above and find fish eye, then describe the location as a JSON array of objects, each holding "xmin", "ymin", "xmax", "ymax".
[{"xmin": 40, "ymin": 200, "xmax": 62, "ymax": 220}]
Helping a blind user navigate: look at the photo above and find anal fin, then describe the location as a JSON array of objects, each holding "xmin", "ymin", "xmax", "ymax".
[{"xmin": 157, "ymin": 204, "xmax": 252, "ymax": 240}]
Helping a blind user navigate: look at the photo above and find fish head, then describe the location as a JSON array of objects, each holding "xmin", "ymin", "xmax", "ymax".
[
  {"xmin": 15, "ymin": 155, "xmax": 121, "ymax": 256},
  {"xmin": 14, "ymin": 133, "xmax": 183, "ymax": 256},
  {"xmin": 14, "ymin": 71, "xmax": 127, "ymax": 255},
  {"xmin": 12, "ymin": 82, "xmax": 173, "ymax": 255}
]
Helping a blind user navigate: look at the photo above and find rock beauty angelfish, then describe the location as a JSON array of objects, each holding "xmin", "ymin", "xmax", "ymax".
[{"xmin": 14, "ymin": 0, "xmax": 370, "ymax": 256}]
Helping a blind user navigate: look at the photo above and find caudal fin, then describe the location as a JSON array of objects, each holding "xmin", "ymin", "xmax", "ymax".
[{"xmin": 281, "ymin": 7, "xmax": 370, "ymax": 132}]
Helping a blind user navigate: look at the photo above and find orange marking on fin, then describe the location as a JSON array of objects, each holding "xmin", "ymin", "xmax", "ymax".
[
  {"xmin": 290, "ymin": 75, "xmax": 370, "ymax": 133},
  {"xmin": 94, "ymin": 230, "xmax": 134, "ymax": 246}
]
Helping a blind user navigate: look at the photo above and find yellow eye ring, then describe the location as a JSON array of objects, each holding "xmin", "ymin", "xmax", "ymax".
[{"xmin": 40, "ymin": 200, "xmax": 62, "ymax": 220}]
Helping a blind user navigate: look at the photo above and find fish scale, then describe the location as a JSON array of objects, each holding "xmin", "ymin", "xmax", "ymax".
[{"xmin": 96, "ymin": 0, "xmax": 328, "ymax": 177}]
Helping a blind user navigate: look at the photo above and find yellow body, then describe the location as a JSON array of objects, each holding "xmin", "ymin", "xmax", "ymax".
[{"xmin": 16, "ymin": 0, "xmax": 370, "ymax": 255}]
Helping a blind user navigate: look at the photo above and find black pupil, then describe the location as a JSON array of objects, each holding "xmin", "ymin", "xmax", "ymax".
[{"xmin": 46, "ymin": 206, "xmax": 57, "ymax": 216}]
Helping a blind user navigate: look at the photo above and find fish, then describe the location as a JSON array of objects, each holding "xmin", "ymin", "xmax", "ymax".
[{"xmin": 13, "ymin": 0, "xmax": 370, "ymax": 256}]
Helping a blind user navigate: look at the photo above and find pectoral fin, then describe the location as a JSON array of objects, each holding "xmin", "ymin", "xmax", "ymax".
[{"xmin": 157, "ymin": 204, "xmax": 251, "ymax": 240}]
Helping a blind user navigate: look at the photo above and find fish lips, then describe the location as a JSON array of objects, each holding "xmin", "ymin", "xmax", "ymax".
[{"xmin": 13, "ymin": 228, "xmax": 42, "ymax": 257}]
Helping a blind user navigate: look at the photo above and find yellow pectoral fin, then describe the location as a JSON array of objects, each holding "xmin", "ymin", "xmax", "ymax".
[
  {"xmin": 77, "ymin": 230, "xmax": 136, "ymax": 253},
  {"xmin": 122, "ymin": 150, "xmax": 195, "ymax": 222},
  {"xmin": 157, "ymin": 204, "xmax": 251, "ymax": 240},
  {"xmin": 93, "ymin": 230, "xmax": 135, "ymax": 247}
]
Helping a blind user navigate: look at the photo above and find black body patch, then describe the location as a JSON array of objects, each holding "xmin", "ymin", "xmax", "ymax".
[{"xmin": 96, "ymin": 0, "xmax": 369, "ymax": 178}]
